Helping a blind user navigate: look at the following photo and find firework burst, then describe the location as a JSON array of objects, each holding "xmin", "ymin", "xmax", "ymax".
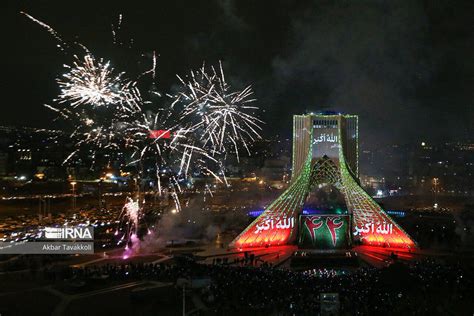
[
  {"xmin": 174, "ymin": 61, "xmax": 263, "ymax": 160},
  {"xmin": 57, "ymin": 54, "xmax": 142, "ymax": 109}
]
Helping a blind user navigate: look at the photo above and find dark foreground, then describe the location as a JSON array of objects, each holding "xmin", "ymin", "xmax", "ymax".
[{"xmin": 0, "ymin": 255, "xmax": 472, "ymax": 315}]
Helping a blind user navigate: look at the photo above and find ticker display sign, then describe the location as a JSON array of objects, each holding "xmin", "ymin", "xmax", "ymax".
[
  {"xmin": 149, "ymin": 130, "xmax": 171, "ymax": 139},
  {"xmin": 298, "ymin": 215, "xmax": 350, "ymax": 249}
]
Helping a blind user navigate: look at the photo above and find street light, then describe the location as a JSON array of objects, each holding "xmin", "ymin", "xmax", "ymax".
[
  {"xmin": 70, "ymin": 181, "xmax": 77, "ymax": 211},
  {"xmin": 432, "ymin": 178, "xmax": 439, "ymax": 208},
  {"xmin": 98, "ymin": 179, "xmax": 103, "ymax": 209},
  {"xmin": 177, "ymin": 278, "xmax": 190, "ymax": 316}
]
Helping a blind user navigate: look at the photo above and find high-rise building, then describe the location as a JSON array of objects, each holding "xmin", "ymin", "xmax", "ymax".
[{"xmin": 231, "ymin": 112, "xmax": 416, "ymax": 249}]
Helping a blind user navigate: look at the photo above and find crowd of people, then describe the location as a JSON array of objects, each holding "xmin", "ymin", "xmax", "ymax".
[
  {"xmin": 302, "ymin": 268, "xmax": 342, "ymax": 278},
  {"xmin": 59, "ymin": 257, "xmax": 473, "ymax": 315}
]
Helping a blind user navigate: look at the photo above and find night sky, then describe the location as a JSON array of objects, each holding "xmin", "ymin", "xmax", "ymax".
[{"xmin": 2, "ymin": 0, "xmax": 473, "ymax": 147}]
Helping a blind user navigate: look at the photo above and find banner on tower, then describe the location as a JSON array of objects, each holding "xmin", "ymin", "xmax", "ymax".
[{"xmin": 298, "ymin": 215, "xmax": 350, "ymax": 249}]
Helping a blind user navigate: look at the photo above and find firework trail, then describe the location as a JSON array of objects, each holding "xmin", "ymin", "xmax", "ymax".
[
  {"xmin": 20, "ymin": 11, "xmax": 68, "ymax": 51},
  {"xmin": 116, "ymin": 197, "xmax": 140, "ymax": 249},
  {"xmin": 138, "ymin": 51, "xmax": 157, "ymax": 80},
  {"xmin": 111, "ymin": 14, "xmax": 123, "ymax": 45}
]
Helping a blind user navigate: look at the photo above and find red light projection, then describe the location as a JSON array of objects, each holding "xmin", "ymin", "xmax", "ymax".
[
  {"xmin": 233, "ymin": 215, "xmax": 296, "ymax": 248},
  {"xmin": 353, "ymin": 216, "xmax": 416, "ymax": 248},
  {"xmin": 303, "ymin": 216, "xmax": 324, "ymax": 241},
  {"xmin": 326, "ymin": 216, "xmax": 343, "ymax": 246}
]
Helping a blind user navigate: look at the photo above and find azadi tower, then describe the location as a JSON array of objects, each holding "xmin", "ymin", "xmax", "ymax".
[{"xmin": 231, "ymin": 112, "xmax": 416, "ymax": 249}]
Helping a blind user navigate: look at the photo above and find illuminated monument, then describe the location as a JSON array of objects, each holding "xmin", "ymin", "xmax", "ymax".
[{"xmin": 231, "ymin": 112, "xmax": 416, "ymax": 249}]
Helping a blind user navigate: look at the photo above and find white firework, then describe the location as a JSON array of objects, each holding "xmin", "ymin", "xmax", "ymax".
[
  {"xmin": 116, "ymin": 197, "xmax": 141, "ymax": 248},
  {"xmin": 174, "ymin": 61, "xmax": 263, "ymax": 160},
  {"xmin": 57, "ymin": 54, "xmax": 141, "ymax": 108}
]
